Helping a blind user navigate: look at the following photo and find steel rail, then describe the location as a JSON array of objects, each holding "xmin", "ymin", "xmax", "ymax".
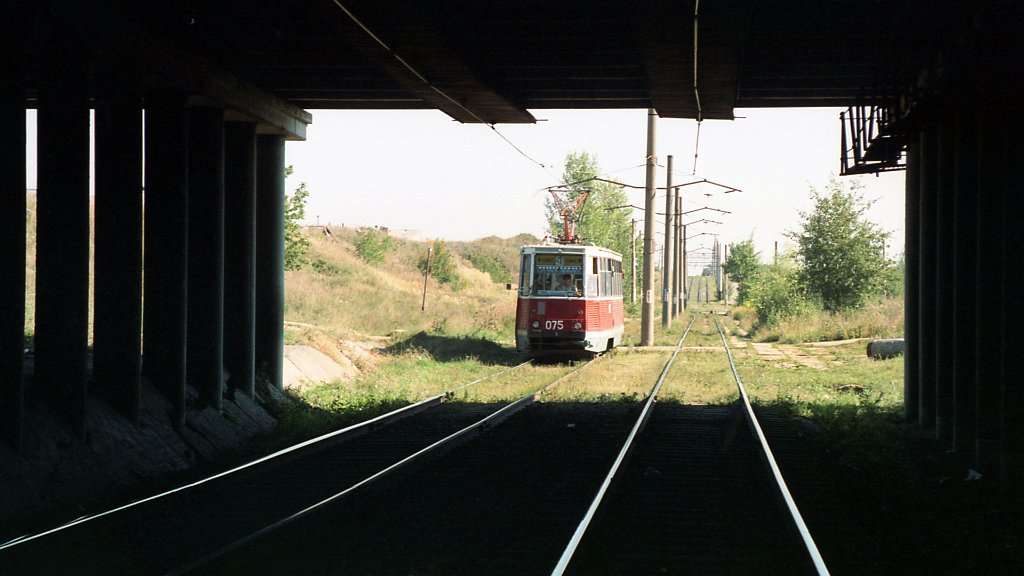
[
  {"xmin": 0, "ymin": 361, "xmax": 530, "ymax": 551},
  {"xmin": 713, "ymin": 319, "xmax": 830, "ymax": 576},
  {"xmin": 550, "ymin": 316, "xmax": 695, "ymax": 576},
  {"xmin": 173, "ymin": 356, "xmax": 603, "ymax": 576}
]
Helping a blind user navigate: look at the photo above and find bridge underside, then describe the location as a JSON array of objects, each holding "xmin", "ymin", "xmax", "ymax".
[{"xmin": 1, "ymin": 1, "xmax": 1021, "ymax": 484}]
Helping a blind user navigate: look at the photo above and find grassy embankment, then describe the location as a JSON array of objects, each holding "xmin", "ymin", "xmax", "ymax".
[
  {"xmin": 23, "ymin": 192, "xmax": 96, "ymax": 346},
  {"xmin": 275, "ymin": 228, "xmax": 538, "ymax": 441}
]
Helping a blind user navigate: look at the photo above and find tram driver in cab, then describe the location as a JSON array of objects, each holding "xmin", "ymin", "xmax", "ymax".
[{"xmin": 556, "ymin": 273, "xmax": 582, "ymax": 296}]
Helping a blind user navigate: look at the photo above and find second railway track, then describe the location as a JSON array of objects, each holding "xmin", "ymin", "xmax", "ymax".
[
  {"xmin": 1, "ymin": 359, "xmax": 575, "ymax": 575},
  {"xmin": 554, "ymin": 314, "xmax": 828, "ymax": 575}
]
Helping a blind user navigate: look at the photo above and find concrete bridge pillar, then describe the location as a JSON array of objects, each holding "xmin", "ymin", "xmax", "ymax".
[
  {"xmin": 917, "ymin": 126, "xmax": 938, "ymax": 430},
  {"xmin": 34, "ymin": 71, "xmax": 91, "ymax": 438},
  {"xmin": 974, "ymin": 107, "xmax": 1007, "ymax": 476},
  {"xmin": 952, "ymin": 109, "xmax": 978, "ymax": 454},
  {"xmin": 143, "ymin": 92, "xmax": 190, "ymax": 428},
  {"xmin": 94, "ymin": 93, "xmax": 144, "ymax": 421},
  {"xmin": 255, "ymin": 135, "xmax": 285, "ymax": 391},
  {"xmin": 187, "ymin": 107, "xmax": 226, "ymax": 411},
  {"xmin": 934, "ymin": 116, "xmax": 957, "ymax": 443},
  {"xmin": 1002, "ymin": 113, "xmax": 1024, "ymax": 485},
  {"xmin": 224, "ymin": 122, "xmax": 258, "ymax": 398},
  {"xmin": 904, "ymin": 141, "xmax": 920, "ymax": 423},
  {"xmin": 1, "ymin": 85, "xmax": 26, "ymax": 449}
]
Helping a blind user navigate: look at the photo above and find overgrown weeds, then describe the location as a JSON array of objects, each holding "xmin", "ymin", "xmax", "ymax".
[{"xmin": 751, "ymin": 297, "xmax": 903, "ymax": 343}]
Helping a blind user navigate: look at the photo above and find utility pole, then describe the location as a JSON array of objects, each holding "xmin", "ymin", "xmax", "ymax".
[
  {"xmin": 714, "ymin": 239, "xmax": 721, "ymax": 300},
  {"xmin": 421, "ymin": 245, "xmax": 432, "ymax": 311},
  {"xmin": 662, "ymin": 155, "xmax": 674, "ymax": 329},
  {"xmin": 722, "ymin": 244, "xmax": 729, "ymax": 303},
  {"xmin": 675, "ymin": 193, "xmax": 682, "ymax": 315},
  {"xmin": 774, "ymin": 240, "xmax": 778, "ymax": 265},
  {"xmin": 641, "ymin": 108, "xmax": 657, "ymax": 346},
  {"xmin": 681, "ymin": 223, "xmax": 687, "ymax": 309},
  {"xmin": 630, "ymin": 219, "xmax": 637, "ymax": 304}
]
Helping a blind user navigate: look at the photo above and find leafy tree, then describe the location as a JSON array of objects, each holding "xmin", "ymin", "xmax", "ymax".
[
  {"xmin": 418, "ymin": 239, "xmax": 462, "ymax": 290},
  {"xmin": 723, "ymin": 239, "xmax": 761, "ymax": 304},
  {"xmin": 878, "ymin": 255, "xmax": 904, "ymax": 299},
  {"xmin": 788, "ymin": 178, "xmax": 889, "ymax": 311},
  {"xmin": 353, "ymin": 227, "xmax": 394, "ymax": 265},
  {"xmin": 283, "ymin": 165, "xmax": 310, "ymax": 271},
  {"xmin": 545, "ymin": 151, "xmax": 635, "ymax": 287}
]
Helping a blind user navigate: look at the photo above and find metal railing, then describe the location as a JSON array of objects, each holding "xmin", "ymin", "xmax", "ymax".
[{"xmin": 840, "ymin": 104, "xmax": 905, "ymax": 175}]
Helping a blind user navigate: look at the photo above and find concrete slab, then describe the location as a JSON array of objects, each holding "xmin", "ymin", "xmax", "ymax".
[
  {"xmin": 777, "ymin": 345, "xmax": 827, "ymax": 370},
  {"xmin": 751, "ymin": 343, "xmax": 785, "ymax": 357},
  {"xmin": 283, "ymin": 344, "xmax": 357, "ymax": 390}
]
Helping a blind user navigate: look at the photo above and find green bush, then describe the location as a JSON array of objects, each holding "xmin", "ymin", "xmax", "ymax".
[
  {"xmin": 418, "ymin": 240, "xmax": 463, "ymax": 290},
  {"xmin": 747, "ymin": 261, "xmax": 807, "ymax": 326},
  {"xmin": 465, "ymin": 251, "xmax": 512, "ymax": 283},
  {"xmin": 310, "ymin": 257, "xmax": 344, "ymax": 277},
  {"xmin": 353, "ymin": 227, "xmax": 394, "ymax": 265}
]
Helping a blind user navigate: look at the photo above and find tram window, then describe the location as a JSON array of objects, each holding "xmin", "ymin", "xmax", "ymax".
[
  {"xmin": 592, "ymin": 257, "xmax": 598, "ymax": 275},
  {"xmin": 532, "ymin": 253, "xmax": 584, "ymax": 297},
  {"xmin": 519, "ymin": 254, "xmax": 532, "ymax": 294}
]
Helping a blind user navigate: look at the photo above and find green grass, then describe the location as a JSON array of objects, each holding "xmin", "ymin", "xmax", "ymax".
[
  {"xmin": 660, "ymin": 350, "xmax": 738, "ymax": 404},
  {"xmin": 736, "ymin": 342, "xmax": 903, "ymax": 407},
  {"xmin": 271, "ymin": 350, "xmax": 505, "ymax": 445},
  {"xmin": 540, "ymin": 349, "xmax": 669, "ymax": 403},
  {"xmin": 736, "ymin": 297, "xmax": 904, "ymax": 344}
]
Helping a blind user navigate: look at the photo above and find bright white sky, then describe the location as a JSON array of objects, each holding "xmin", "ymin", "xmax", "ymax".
[
  {"xmin": 283, "ymin": 107, "xmax": 904, "ymax": 261},
  {"xmin": 25, "ymin": 106, "xmax": 904, "ymax": 264}
]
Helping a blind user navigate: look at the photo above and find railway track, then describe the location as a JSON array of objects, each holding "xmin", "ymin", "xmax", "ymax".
[
  {"xmin": 4, "ymin": 317, "xmax": 829, "ymax": 575},
  {"xmin": 0, "ymin": 358, "xmax": 580, "ymax": 575},
  {"xmin": 552, "ymin": 315, "xmax": 828, "ymax": 575},
  {"xmin": 187, "ymin": 331, "xmax": 695, "ymax": 575}
]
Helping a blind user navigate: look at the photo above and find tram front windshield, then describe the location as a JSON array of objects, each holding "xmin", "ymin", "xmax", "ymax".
[{"xmin": 532, "ymin": 253, "xmax": 584, "ymax": 296}]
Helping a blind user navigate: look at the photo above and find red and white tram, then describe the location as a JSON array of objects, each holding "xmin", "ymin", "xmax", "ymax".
[{"xmin": 515, "ymin": 243, "xmax": 625, "ymax": 355}]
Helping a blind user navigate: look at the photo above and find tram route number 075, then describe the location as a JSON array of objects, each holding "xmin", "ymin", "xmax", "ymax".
[{"xmin": 544, "ymin": 320, "xmax": 564, "ymax": 330}]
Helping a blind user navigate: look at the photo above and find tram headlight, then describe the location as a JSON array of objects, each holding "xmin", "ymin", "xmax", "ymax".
[
  {"xmin": 573, "ymin": 321, "xmax": 582, "ymax": 330},
  {"xmin": 531, "ymin": 321, "xmax": 539, "ymax": 328}
]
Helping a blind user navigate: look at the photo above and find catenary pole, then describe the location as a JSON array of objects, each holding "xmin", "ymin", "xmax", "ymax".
[
  {"xmin": 676, "ymin": 194, "xmax": 683, "ymax": 312},
  {"xmin": 641, "ymin": 109, "xmax": 657, "ymax": 346},
  {"xmin": 662, "ymin": 155, "xmax": 674, "ymax": 328},
  {"xmin": 630, "ymin": 219, "xmax": 637, "ymax": 304},
  {"xmin": 682, "ymin": 224, "xmax": 688, "ymax": 309}
]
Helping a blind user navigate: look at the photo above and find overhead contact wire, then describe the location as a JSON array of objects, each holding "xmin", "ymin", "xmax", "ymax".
[
  {"xmin": 692, "ymin": 0, "xmax": 703, "ymax": 175},
  {"xmin": 330, "ymin": 0, "xmax": 550, "ymax": 173}
]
